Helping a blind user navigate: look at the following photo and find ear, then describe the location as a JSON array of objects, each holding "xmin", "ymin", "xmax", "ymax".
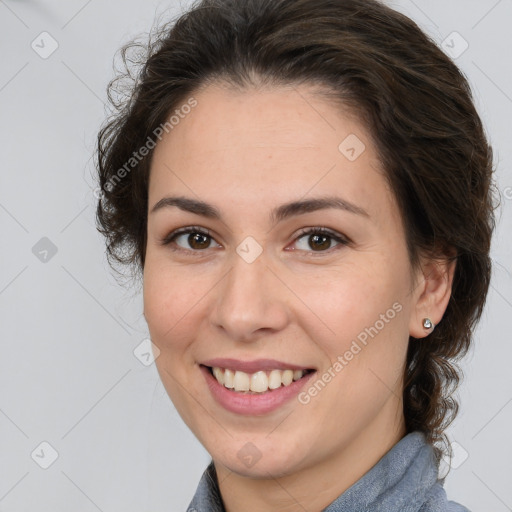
[{"xmin": 408, "ymin": 252, "xmax": 457, "ymax": 339}]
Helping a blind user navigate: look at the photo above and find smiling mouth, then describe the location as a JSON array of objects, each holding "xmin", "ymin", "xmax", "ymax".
[{"xmin": 203, "ymin": 365, "xmax": 316, "ymax": 394}]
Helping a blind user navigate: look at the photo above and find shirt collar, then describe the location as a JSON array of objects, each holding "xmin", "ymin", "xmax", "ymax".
[{"xmin": 187, "ymin": 432, "xmax": 464, "ymax": 512}]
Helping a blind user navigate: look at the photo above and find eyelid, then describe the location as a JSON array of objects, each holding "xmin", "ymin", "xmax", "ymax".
[
  {"xmin": 294, "ymin": 226, "xmax": 350, "ymax": 242},
  {"xmin": 291, "ymin": 226, "xmax": 351, "ymax": 251},
  {"xmin": 159, "ymin": 225, "xmax": 221, "ymax": 252}
]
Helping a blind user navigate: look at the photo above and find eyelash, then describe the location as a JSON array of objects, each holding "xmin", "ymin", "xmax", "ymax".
[{"xmin": 160, "ymin": 225, "xmax": 350, "ymax": 256}]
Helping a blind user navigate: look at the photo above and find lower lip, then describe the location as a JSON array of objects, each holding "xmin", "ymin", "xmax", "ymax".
[{"xmin": 200, "ymin": 365, "xmax": 316, "ymax": 415}]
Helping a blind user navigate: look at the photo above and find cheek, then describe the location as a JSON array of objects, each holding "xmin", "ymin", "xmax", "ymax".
[
  {"xmin": 143, "ymin": 259, "xmax": 205, "ymax": 347},
  {"xmin": 143, "ymin": 264, "xmax": 204, "ymax": 420},
  {"xmin": 294, "ymin": 259, "xmax": 411, "ymax": 398},
  {"xmin": 290, "ymin": 262, "xmax": 403, "ymax": 343}
]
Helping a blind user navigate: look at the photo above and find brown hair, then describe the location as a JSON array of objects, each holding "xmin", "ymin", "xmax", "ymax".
[{"xmin": 95, "ymin": 0, "xmax": 497, "ymax": 450}]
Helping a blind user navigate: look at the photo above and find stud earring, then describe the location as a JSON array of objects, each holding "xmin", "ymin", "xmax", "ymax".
[{"xmin": 422, "ymin": 318, "xmax": 435, "ymax": 330}]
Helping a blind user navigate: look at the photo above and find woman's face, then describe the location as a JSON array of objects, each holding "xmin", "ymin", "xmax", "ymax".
[{"xmin": 143, "ymin": 83, "xmax": 427, "ymax": 479}]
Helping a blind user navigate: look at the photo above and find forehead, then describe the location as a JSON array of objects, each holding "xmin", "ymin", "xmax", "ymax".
[
  {"xmin": 149, "ymin": 83, "xmax": 393, "ymax": 223},
  {"xmin": 156, "ymin": 83, "xmax": 366, "ymax": 155}
]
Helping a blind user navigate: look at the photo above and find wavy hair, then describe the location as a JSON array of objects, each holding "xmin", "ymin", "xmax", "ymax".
[{"xmin": 95, "ymin": 0, "xmax": 497, "ymax": 453}]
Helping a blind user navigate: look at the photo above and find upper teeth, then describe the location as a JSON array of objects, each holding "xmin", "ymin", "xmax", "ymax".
[{"xmin": 212, "ymin": 367, "xmax": 305, "ymax": 393}]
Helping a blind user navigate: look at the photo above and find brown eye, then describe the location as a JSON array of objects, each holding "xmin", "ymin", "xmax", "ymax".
[
  {"xmin": 161, "ymin": 226, "xmax": 221, "ymax": 253},
  {"xmin": 308, "ymin": 233, "xmax": 331, "ymax": 251},
  {"xmin": 293, "ymin": 228, "xmax": 349, "ymax": 253},
  {"xmin": 187, "ymin": 232, "xmax": 211, "ymax": 250},
  {"xmin": 172, "ymin": 231, "xmax": 214, "ymax": 250}
]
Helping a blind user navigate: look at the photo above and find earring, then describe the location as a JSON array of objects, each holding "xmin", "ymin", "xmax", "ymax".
[{"xmin": 422, "ymin": 318, "xmax": 435, "ymax": 330}]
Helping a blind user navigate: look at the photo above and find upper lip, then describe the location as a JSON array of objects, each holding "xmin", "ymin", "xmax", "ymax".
[{"xmin": 201, "ymin": 358, "xmax": 314, "ymax": 373}]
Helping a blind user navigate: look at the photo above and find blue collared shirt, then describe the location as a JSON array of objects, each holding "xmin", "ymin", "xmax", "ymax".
[{"xmin": 187, "ymin": 431, "xmax": 470, "ymax": 511}]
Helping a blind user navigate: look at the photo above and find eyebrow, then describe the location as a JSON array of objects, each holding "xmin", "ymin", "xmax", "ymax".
[{"xmin": 150, "ymin": 195, "xmax": 369, "ymax": 223}]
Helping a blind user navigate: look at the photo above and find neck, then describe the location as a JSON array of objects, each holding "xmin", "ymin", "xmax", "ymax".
[{"xmin": 215, "ymin": 405, "xmax": 407, "ymax": 512}]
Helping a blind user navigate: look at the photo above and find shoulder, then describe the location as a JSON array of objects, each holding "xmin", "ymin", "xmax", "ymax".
[
  {"xmin": 420, "ymin": 480, "xmax": 471, "ymax": 512},
  {"xmin": 187, "ymin": 461, "xmax": 225, "ymax": 512}
]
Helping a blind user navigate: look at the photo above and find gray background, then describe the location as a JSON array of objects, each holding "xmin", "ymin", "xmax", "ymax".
[{"xmin": 1, "ymin": 0, "xmax": 511, "ymax": 510}]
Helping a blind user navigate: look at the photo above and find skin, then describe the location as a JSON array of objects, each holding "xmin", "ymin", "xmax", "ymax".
[{"xmin": 143, "ymin": 83, "xmax": 456, "ymax": 512}]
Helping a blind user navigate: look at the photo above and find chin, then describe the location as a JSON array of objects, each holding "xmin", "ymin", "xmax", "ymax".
[{"xmin": 210, "ymin": 437, "xmax": 310, "ymax": 479}]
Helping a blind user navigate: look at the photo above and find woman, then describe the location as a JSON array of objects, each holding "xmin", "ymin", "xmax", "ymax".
[{"xmin": 95, "ymin": 0, "xmax": 497, "ymax": 510}]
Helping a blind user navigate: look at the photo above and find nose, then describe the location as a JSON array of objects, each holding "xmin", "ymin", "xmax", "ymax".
[{"xmin": 210, "ymin": 250, "xmax": 290, "ymax": 342}]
